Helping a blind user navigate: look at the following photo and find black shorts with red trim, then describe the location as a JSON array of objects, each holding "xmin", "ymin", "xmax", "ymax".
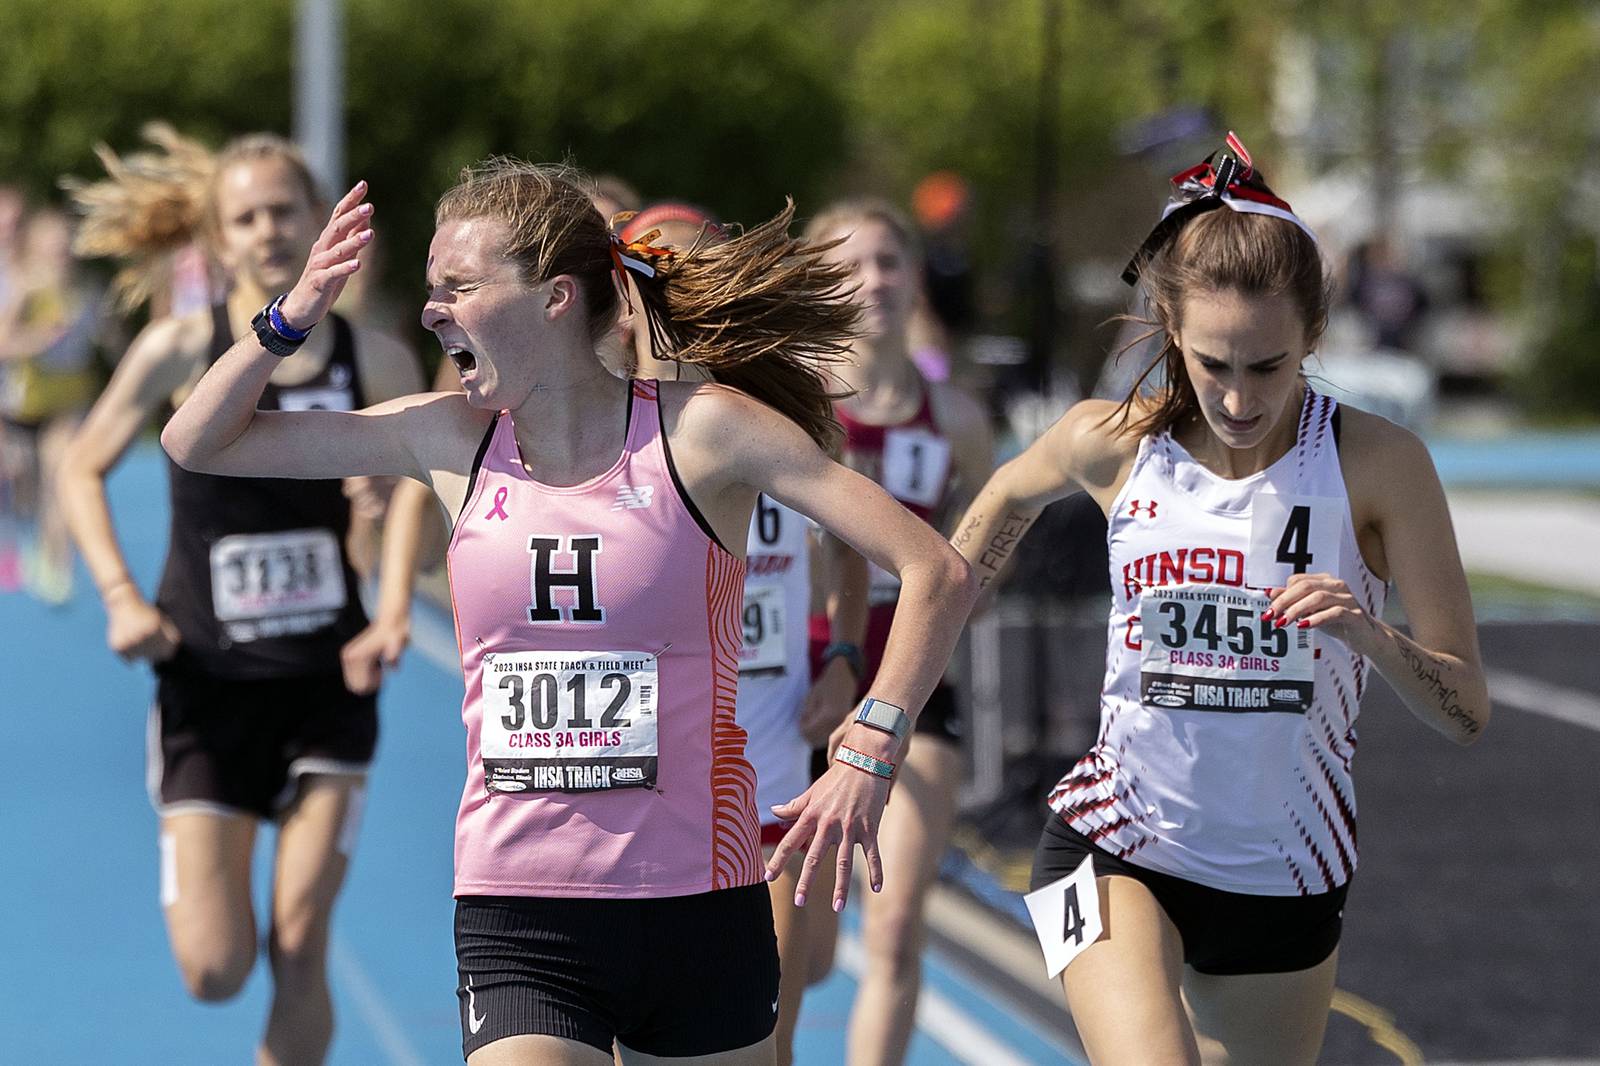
[
  {"xmin": 1030, "ymin": 814, "xmax": 1348, "ymax": 976},
  {"xmin": 148, "ymin": 663, "xmax": 377, "ymax": 820},
  {"xmin": 454, "ymin": 884, "xmax": 779, "ymax": 1059}
]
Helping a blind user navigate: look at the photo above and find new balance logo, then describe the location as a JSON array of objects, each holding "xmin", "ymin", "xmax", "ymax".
[
  {"xmin": 612, "ymin": 485, "xmax": 655, "ymax": 510},
  {"xmin": 1128, "ymin": 499, "xmax": 1159, "ymax": 519}
]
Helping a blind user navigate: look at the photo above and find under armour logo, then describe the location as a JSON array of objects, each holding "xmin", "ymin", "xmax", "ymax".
[
  {"xmin": 527, "ymin": 534, "xmax": 604, "ymax": 623},
  {"xmin": 1128, "ymin": 499, "xmax": 1159, "ymax": 519},
  {"xmin": 612, "ymin": 485, "xmax": 655, "ymax": 510}
]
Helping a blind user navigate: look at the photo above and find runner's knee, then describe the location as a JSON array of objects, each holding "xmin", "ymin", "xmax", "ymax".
[{"xmin": 176, "ymin": 943, "xmax": 254, "ymax": 1002}]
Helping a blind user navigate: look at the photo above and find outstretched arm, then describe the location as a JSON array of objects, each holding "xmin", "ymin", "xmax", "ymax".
[
  {"xmin": 59, "ymin": 317, "xmax": 197, "ymax": 661},
  {"xmin": 951, "ymin": 400, "xmax": 1122, "ymax": 587},
  {"xmin": 699, "ymin": 390, "xmax": 978, "ymax": 912}
]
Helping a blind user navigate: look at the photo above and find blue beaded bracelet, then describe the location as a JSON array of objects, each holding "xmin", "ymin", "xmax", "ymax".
[
  {"xmin": 267, "ymin": 294, "xmax": 312, "ymax": 342},
  {"xmin": 835, "ymin": 745, "xmax": 896, "ymax": 780}
]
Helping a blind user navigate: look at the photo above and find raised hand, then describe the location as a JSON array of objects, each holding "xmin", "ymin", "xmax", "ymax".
[{"xmin": 278, "ymin": 181, "xmax": 374, "ymax": 333}]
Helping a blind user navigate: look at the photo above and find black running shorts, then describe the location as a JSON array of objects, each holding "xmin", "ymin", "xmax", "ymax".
[
  {"xmin": 454, "ymin": 883, "xmax": 779, "ymax": 1060},
  {"xmin": 148, "ymin": 665, "xmax": 377, "ymax": 820},
  {"xmin": 1030, "ymin": 814, "xmax": 1349, "ymax": 976}
]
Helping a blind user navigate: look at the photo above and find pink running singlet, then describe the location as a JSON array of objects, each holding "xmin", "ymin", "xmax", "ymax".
[{"xmin": 447, "ymin": 380, "xmax": 761, "ymax": 899}]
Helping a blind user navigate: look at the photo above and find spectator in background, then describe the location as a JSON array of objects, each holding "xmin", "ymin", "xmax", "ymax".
[
  {"xmin": 911, "ymin": 172, "xmax": 978, "ymax": 384},
  {"xmin": 1347, "ymin": 237, "xmax": 1428, "ymax": 352},
  {"xmin": 0, "ymin": 184, "xmax": 28, "ymax": 590},
  {"xmin": 0, "ymin": 206, "xmax": 112, "ymax": 603}
]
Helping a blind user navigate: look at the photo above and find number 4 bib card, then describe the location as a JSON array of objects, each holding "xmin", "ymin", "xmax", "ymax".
[
  {"xmin": 1247, "ymin": 493, "xmax": 1342, "ymax": 588},
  {"xmin": 1023, "ymin": 855, "xmax": 1103, "ymax": 978}
]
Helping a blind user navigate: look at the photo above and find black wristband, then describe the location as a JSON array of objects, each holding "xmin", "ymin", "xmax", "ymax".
[
  {"xmin": 250, "ymin": 294, "xmax": 309, "ymax": 358},
  {"xmin": 820, "ymin": 641, "xmax": 865, "ymax": 682}
]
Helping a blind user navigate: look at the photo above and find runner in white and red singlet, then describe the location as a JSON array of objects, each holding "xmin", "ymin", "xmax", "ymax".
[
  {"xmin": 161, "ymin": 162, "xmax": 977, "ymax": 1065},
  {"xmin": 610, "ymin": 201, "xmax": 869, "ymax": 1066},
  {"xmin": 801, "ymin": 199, "xmax": 994, "ymax": 1066},
  {"xmin": 951, "ymin": 135, "xmax": 1489, "ymax": 1065}
]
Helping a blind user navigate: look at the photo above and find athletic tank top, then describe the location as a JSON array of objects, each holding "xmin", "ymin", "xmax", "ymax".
[
  {"xmin": 1050, "ymin": 390, "xmax": 1386, "ymax": 896},
  {"xmin": 736, "ymin": 496, "xmax": 812, "ymax": 823},
  {"xmin": 156, "ymin": 306, "xmax": 368, "ymax": 679},
  {"xmin": 448, "ymin": 379, "xmax": 761, "ymax": 899},
  {"xmin": 820, "ymin": 379, "xmax": 958, "ymax": 683}
]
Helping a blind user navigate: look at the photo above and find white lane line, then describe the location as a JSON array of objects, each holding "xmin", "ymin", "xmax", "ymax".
[
  {"xmin": 330, "ymin": 935, "xmax": 428, "ymax": 1066},
  {"xmin": 835, "ymin": 930, "xmax": 1039, "ymax": 1066},
  {"xmin": 1489, "ymin": 669, "xmax": 1600, "ymax": 734}
]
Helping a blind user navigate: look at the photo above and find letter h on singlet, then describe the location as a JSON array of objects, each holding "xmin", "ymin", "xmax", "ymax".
[{"xmin": 527, "ymin": 535, "xmax": 604, "ymax": 623}]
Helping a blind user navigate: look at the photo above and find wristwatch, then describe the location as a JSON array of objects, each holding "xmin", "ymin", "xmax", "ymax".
[
  {"xmin": 854, "ymin": 697, "xmax": 910, "ymax": 742},
  {"xmin": 251, "ymin": 294, "xmax": 312, "ymax": 357}
]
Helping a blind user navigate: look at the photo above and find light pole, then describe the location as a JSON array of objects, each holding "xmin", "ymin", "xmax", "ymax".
[{"xmin": 294, "ymin": 0, "xmax": 345, "ymax": 196}]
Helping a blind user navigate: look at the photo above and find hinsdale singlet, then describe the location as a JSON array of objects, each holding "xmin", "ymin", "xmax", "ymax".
[
  {"xmin": 448, "ymin": 379, "xmax": 761, "ymax": 899},
  {"xmin": 736, "ymin": 495, "xmax": 812, "ymax": 822},
  {"xmin": 820, "ymin": 379, "xmax": 956, "ymax": 680},
  {"xmin": 157, "ymin": 306, "xmax": 367, "ymax": 679},
  {"xmin": 1050, "ymin": 390, "xmax": 1386, "ymax": 896}
]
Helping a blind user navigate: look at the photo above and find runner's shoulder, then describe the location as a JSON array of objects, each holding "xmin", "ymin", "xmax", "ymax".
[
  {"xmin": 1328, "ymin": 402, "xmax": 1438, "ymax": 502},
  {"xmin": 1051, "ymin": 398, "xmax": 1142, "ymax": 489},
  {"xmin": 117, "ymin": 310, "xmax": 211, "ymax": 397}
]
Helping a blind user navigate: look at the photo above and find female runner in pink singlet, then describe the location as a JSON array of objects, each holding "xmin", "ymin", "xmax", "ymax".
[{"xmin": 162, "ymin": 162, "xmax": 977, "ymax": 1065}]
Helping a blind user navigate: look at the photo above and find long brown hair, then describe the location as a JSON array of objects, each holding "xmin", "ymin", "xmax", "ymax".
[
  {"xmin": 63, "ymin": 124, "xmax": 322, "ymax": 310},
  {"xmin": 436, "ymin": 159, "xmax": 858, "ymax": 451},
  {"xmin": 1111, "ymin": 207, "xmax": 1331, "ymax": 439}
]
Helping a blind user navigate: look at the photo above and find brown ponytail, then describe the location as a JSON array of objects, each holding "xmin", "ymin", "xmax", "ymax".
[
  {"xmin": 627, "ymin": 202, "xmax": 857, "ymax": 452},
  {"xmin": 437, "ymin": 160, "xmax": 858, "ymax": 452}
]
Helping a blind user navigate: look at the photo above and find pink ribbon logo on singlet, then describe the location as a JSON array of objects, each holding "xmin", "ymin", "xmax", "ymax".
[{"xmin": 485, "ymin": 487, "xmax": 510, "ymax": 521}]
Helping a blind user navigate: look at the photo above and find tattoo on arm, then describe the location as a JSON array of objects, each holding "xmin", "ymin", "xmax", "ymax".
[
  {"xmin": 975, "ymin": 511, "xmax": 1032, "ymax": 589},
  {"xmin": 952, "ymin": 512, "xmax": 983, "ymax": 551},
  {"xmin": 1392, "ymin": 632, "xmax": 1481, "ymax": 738}
]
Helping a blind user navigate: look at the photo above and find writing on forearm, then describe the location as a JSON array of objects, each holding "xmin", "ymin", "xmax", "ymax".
[
  {"xmin": 975, "ymin": 511, "xmax": 1031, "ymax": 588},
  {"xmin": 952, "ymin": 512, "xmax": 984, "ymax": 552},
  {"xmin": 1393, "ymin": 633, "xmax": 1480, "ymax": 738}
]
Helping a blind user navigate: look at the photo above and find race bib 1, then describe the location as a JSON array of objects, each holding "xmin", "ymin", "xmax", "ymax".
[
  {"xmin": 739, "ymin": 584, "xmax": 787, "ymax": 675},
  {"xmin": 1023, "ymin": 855, "xmax": 1103, "ymax": 978},
  {"xmin": 881, "ymin": 427, "xmax": 952, "ymax": 509},
  {"xmin": 481, "ymin": 651, "xmax": 659, "ymax": 794},
  {"xmin": 1138, "ymin": 585, "xmax": 1314, "ymax": 714},
  {"xmin": 1246, "ymin": 493, "xmax": 1343, "ymax": 588},
  {"xmin": 209, "ymin": 529, "xmax": 347, "ymax": 641}
]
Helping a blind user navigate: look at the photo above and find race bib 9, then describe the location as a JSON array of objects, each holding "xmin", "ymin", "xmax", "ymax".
[
  {"xmin": 1138, "ymin": 585, "xmax": 1314, "ymax": 714},
  {"xmin": 739, "ymin": 585, "xmax": 787, "ymax": 675},
  {"xmin": 481, "ymin": 651, "xmax": 658, "ymax": 793},
  {"xmin": 209, "ymin": 529, "xmax": 347, "ymax": 641}
]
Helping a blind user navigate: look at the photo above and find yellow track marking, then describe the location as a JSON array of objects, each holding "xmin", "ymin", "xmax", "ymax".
[{"xmin": 1331, "ymin": 988, "xmax": 1424, "ymax": 1064}]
